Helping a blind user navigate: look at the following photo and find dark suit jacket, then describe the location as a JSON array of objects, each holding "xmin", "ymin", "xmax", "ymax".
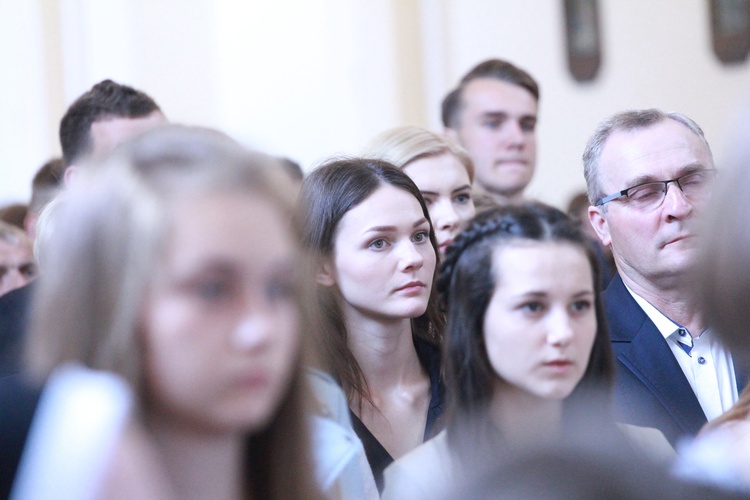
[
  {"xmin": 604, "ymin": 274, "xmax": 711, "ymax": 446},
  {"xmin": 0, "ymin": 374, "xmax": 43, "ymax": 499},
  {"xmin": 0, "ymin": 282, "xmax": 35, "ymax": 377}
]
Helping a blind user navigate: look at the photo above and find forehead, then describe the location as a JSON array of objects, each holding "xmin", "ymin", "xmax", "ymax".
[
  {"xmin": 599, "ymin": 120, "xmax": 712, "ymax": 189},
  {"xmin": 0, "ymin": 239, "xmax": 33, "ymax": 261},
  {"xmin": 337, "ymin": 184, "xmax": 424, "ymax": 233},
  {"xmin": 89, "ymin": 111, "xmax": 167, "ymax": 161},
  {"xmin": 403, "ymin": 154, "xmax": 471, "ymax": 192},
  {"xmin": 491, "ymin": 241, "xmax": 591, "ymax": 290},
  {"xmin": 460, "ymin": 78, "xmax": 537, "ymax": 117},
  {"xmin": 166, "ymin": 191, "xmax": 294, "ymax": 265}
]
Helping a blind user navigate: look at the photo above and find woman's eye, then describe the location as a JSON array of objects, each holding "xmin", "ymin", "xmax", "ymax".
[
  {"xmin": 266, "ymin": 280, "xmax": 295, "ymax": 302},
  {"xmin": 571, "ymin": 299, "xmax": 592, "ymax": 312},
  {"xmin": 196, "ymin": 280, "xmax": 230, "ymax": 301},
  {"xmin": 412, "ymin": 231, "xmax": 429, "ymax": 243},
  {"xmin": 369, "ymin": 238, "xmax": 388, "ymax": 250},
  {"xmin": 521, "ymin": 302, "xmax": 544, "ymax": 313},
  {"xmin": 422, "ymin": 197, "xmax": 434, "ymax": 207},
  {"xmin": 454, "ymin": 193, "xmax": 471, "ymax": 204}
]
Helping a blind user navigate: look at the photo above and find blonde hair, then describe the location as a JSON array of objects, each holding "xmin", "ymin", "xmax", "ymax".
[
  {"xmin": 365, "ymin": 125, "xmax": 474, "ymax": 182},
  {"xmin": 27, "ymin": 124, "xmax": 320, "ymax": 500},
  {"xmin": 32, "ymin": 193, "xmax": 65, "ymax": 272},
  {"xmin": 28, "ymin": 126, "xmax": 298, "ymax": 382}
]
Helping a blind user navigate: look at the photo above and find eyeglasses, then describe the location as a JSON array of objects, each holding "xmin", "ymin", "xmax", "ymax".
[{"xmin": 595, "ymin": 169, "xmax": 717, "ymax": 210}]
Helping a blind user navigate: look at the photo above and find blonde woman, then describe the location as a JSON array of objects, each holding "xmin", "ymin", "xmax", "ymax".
[{"xmin": 19, "ymin": 126, "xmax": 321, "ymax": 499}]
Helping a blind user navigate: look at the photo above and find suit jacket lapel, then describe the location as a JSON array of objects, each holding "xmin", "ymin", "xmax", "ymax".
[{"xmin": 605, "ymin": 275, "xmax": 707, "ymax": 435}]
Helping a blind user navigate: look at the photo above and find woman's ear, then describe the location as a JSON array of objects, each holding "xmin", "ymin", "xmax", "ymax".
[{"xmin": 316, "ymin": 259, "xmax": 336, "ymax": 287}]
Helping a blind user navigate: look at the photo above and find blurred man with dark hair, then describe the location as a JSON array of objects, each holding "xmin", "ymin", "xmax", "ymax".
[
  {"xmin": 0, "ymin": 80, "xmax": 166, "ymax": 376},
  {"xmin": 60, "ymin": 79, "xmax": 166, "ymax": 181}
]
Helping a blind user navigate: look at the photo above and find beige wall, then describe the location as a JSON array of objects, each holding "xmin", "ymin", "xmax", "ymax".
[{"xmin": 3, "ymin": 0, "xmax": 750, "ymax": 209}]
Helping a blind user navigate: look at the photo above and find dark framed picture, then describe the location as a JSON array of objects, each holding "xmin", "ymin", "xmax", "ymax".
[
  {"xmin": 710, "ymin": 0, "xmax": 750, "ymax": 63},
  {"xmin": 564, "ymin": 0, "xmax": 601, "ymax": 81}
]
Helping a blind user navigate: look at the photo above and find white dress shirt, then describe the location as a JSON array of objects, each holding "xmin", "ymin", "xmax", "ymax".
[{"xmin": 625, "ymin": 285, "xmax": 738, "ymax": 421}]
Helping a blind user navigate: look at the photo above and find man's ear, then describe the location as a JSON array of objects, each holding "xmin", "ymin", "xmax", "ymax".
[
  {"xmin": 588, "ymin": 205, "xmax": 612, "ymax": 248},
  {"xmin": 316, "ymin": 259, "xmax": 336, "ymax": 287}
]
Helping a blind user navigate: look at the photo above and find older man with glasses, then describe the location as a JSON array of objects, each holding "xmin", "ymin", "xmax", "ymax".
[{"xmin": 583, "ymin": 108, "xmax": 744, "ymax": 447}]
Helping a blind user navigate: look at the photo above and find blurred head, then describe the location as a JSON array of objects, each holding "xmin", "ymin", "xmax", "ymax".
[
  {"xmin": 437, "ymin": 203, "xmax": 613, "ymax": 424},
  {"xmin": 566, "ymin": 191, "xmax": 598, "ymax": 242},
  {"xmin": 26, "ymin": 157, "xmax": 66, "ymax": 238},
  {"xmin": 443, "ymin": 59, "xmax": 539, "ymax": 202},
  {"xmin": 366, "ymin": 125, "xmax": 476, "ymax": 254},
  {"xmin": 696, "ymin": 122, "xmax": 750, "ymax": 359},
  {"xmin": 584, "ymin": 110, "xmax": 715, "ymax": 290},
  {"xmin": 296, "ymin": 157, "xmax": 444, "ymax": 403},
  {"xmin": 0, "ymin": 203, "xmax": 28, "ymax": 230},
  {"xmin": 60, "ymin": 79, "xmax": 165, "ymax": 171},
  {"xmin": 0, "ymin": 221, "xmax": 37, "ymax": 297},
  {"xmin": 28, "ymin": 125, "xmax": 317, "ymax": 497}
]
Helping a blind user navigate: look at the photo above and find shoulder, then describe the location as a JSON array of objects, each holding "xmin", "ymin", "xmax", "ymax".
[
  {"xmin": 382, "ymin": 431, "xmax": 452, "ymax": 500},
  {"xmin": 602, "ymin": 275, "xmax": 651, "ymax": 342},
  {"xmin": 306, "ymin": 368, "xmax": 350, "ymax": 424},
  {"xmin": 674, "ymin": 423, "xmax": 750, "ymax": 491},
  {"xmin": 0, "ymin": 283, "xmax": 35, "ymax": 376},
  {"xmin": 0, "ymin": 375, "xmax": 43, "ymax": 499},
  {"xmin": 617, "ymin": 423, "xmax": 676, "ymax": 465},
  {"xmin": 11, "ymin": 364, "xmax": 133, "ymax": 499}
]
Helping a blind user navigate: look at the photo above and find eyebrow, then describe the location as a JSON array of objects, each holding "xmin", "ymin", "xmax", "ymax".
[
  {"xmin": 623, "ymin": 162, "xmax": 708, "ymax": 188},
  {"xmin": 363, "ymin": 217, "xmax": 429, "ymax": 234},
  {"xmin": 515, "ymin": 289, "xmax": 594, "ymax": 299},
  {"xmin": 480, "ymin": 111, "xmax": 537, "ymax": 120},
  {"xmin": 420, "ymin": 185, "xmax": 472, "ymax": 197},
  {"xmin": 481, "ymin": 111, "xmax": 508, "ymax": 120}
]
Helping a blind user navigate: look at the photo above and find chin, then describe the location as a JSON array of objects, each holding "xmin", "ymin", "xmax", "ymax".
[
  {"xmin": 539, "ymin": 383, "xmax": 579, "ymax": 401},
  {"xmin": 216, "ymin": 405, "xmax": 279, "ymax": 434},
  {"xmin": 404, "ymin": 304, "xmax": 430, "ymax": 319}
]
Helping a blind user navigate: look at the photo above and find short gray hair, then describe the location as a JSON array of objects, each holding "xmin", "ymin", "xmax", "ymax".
[{"xmin": 582, "ymin": 109, "xmax": 714, "ymax": 206}]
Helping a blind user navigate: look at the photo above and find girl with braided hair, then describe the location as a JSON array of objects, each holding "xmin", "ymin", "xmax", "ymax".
[
  {"xmin": 382, "ymin": 202, "xmax": 617, "ymax": 498},
  {"xmin": 296, "ymin": 157, "xmax": 445, "ymax": 493}
]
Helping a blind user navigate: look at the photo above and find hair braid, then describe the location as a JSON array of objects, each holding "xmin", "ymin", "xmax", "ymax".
[{"xmin": 437, "ymin": 209, "xmax": 517, "ymax": 306}]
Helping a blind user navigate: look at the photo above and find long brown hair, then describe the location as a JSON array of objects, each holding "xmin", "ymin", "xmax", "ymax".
[
  {"xmin": 27, "ymin": 125, "xmax": 321, "ymax": 500},
  {"xmin": 295, "ymin": 157, "xmax": 444, "ymax": 410}
]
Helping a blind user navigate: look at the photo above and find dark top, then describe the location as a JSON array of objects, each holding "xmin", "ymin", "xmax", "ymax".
[
  {"xmin": 0, "ymin": 282, "xmax": 35, "ymax": 377},
  {"xmin": 0, "ymin": 374, "xmax": 43, "ymax": 499},
  {"xmin": 349, "ymin": 336, "xmax": 445, "ymax": 493}
]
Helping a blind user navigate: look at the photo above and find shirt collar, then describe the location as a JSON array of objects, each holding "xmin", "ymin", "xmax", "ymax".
[{"xmin": 623, "ymin": 283, "xmax": 681, "ymax": 341}]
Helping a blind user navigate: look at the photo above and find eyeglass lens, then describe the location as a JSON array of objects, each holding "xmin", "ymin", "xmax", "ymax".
[{"xmin": 626, "ymin": 171, "xmax": 715, "ymax": 209}]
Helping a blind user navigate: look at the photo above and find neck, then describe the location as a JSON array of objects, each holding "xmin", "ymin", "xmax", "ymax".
[
  {"xmin": 489, "ymin": 383, "xmax": 563, "ymax": 446},
  {"xmin": 481, "ymin": 186, "xmax": 525, "ymax": 206},
  {"xmin": 146, "ymin": 413, "xmax": 245, "ymax": 500},
  {"xmin": 343, "ymin": 310, "xmax": 423, "ymax": 399},
  {"xmin": 619, "ymin": 270, "xmax": 705, "ymax": 335}
]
